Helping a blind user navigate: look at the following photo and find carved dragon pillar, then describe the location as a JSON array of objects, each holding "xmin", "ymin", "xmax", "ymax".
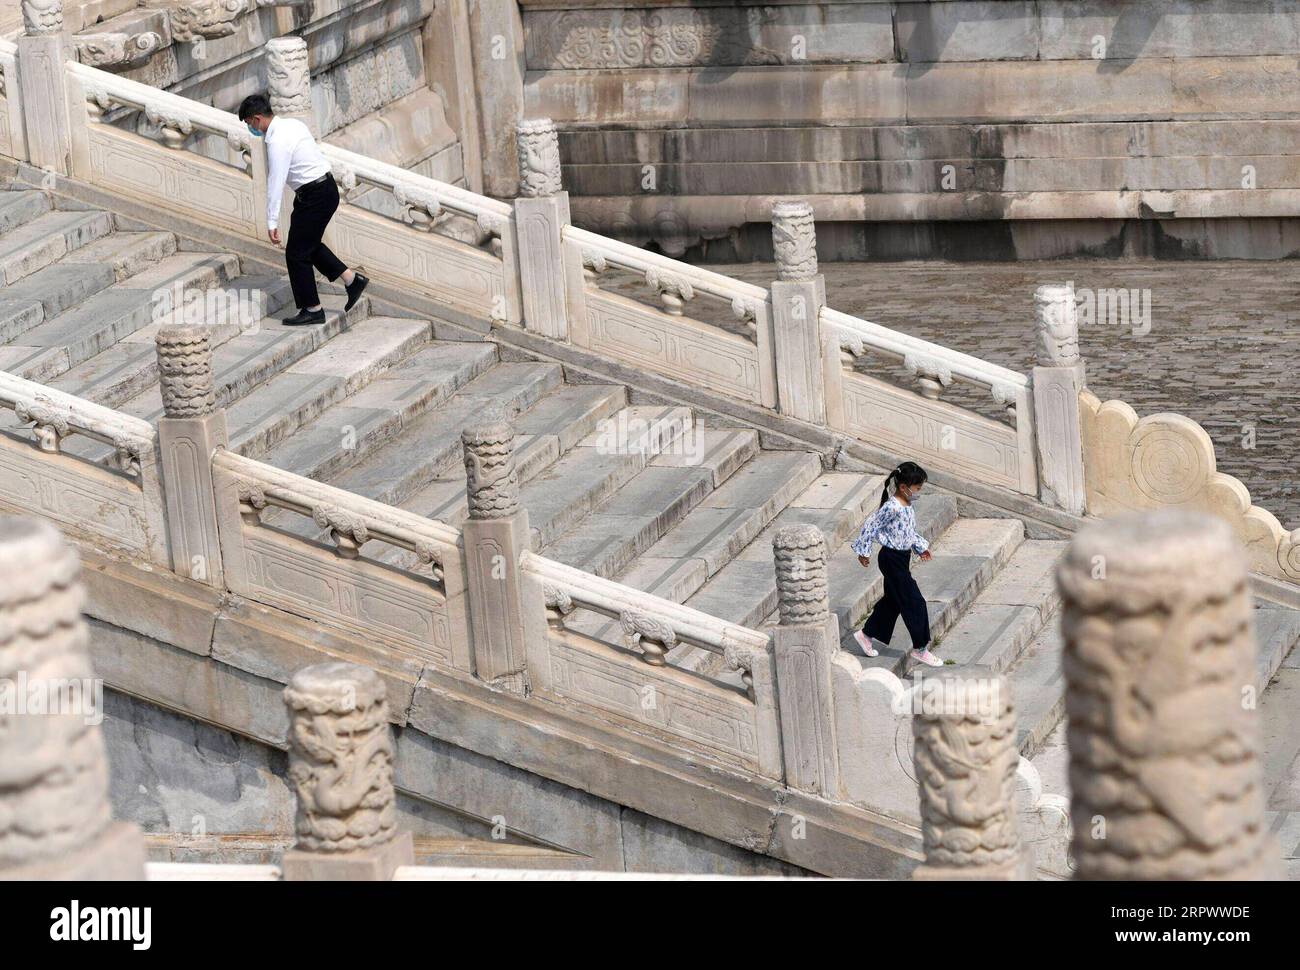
[
  {"xmin": 771, "ymin": 524, "xmax": 841, "ymax": 795},
  {"xmin": 461, "ymin": 421, "xmax": 531, "ymax": 693},
  {"xmin": 280, "ymin": 662, "xmax": 413, "ymax": 880},
  {"xmin": 770, "ymin": 201, "xmax": 830, "ymax": 426},
  {"xmin": 0, "ymin": 517, "xmax": 145, "ymax": 880},
  {"xmin": 1059, "ymin": 509, "xmax": 1279, "ymax": 880}
]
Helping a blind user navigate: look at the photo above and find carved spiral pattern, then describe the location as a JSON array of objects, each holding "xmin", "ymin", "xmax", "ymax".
[{"xmin": 1129, "ymin": 422, "xmax": 1211, "ymax": 505}]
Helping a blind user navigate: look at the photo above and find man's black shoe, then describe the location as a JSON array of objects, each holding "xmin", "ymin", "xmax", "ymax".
[
  {"xmin": 344, "ymin": 272, "xmax": 369, "ymax": 312},
  {"xmin": 284, "ymin": 308, "xmax": 326, "ymax": 326}
]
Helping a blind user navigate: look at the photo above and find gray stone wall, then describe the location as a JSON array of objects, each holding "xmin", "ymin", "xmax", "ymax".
[
  {"xmin": 102, "ymin": 687, "xmax": 812, "ymax": 875},
  {"xmin": 518, "ymin": 0, "xmax": 1300, "ymax": 257}
]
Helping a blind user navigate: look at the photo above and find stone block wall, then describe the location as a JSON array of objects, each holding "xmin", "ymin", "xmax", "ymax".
[
  {"xmin": 69, "ymin": 0, "xmax": 466, "ymax": 185},
  {"xmin": 517, "ymin": 0, "xmax": 1300, "ymax": 258}
]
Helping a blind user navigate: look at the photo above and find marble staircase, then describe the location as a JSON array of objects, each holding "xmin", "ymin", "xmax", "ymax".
[{"xmin": 3, "ymin": 178, "xmax": 1299, "ymax": 875}]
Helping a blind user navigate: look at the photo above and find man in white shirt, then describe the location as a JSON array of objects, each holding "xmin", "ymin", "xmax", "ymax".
[{"xmin": 239, "ymin": 94, "xmax": 368, "ymax": 326}]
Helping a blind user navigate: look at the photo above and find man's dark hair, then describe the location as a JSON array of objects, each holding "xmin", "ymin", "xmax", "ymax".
[{"xmin": 238, "ymin": 94, "xmax": 273, "ymax": 121}]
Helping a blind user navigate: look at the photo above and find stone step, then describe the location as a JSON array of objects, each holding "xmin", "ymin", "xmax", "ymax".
[
  {"xmin": 0, "ymin": 189, "xmax": 51, "ymax": 236},
  {"xmin": 921, "ymin": 536, "xmax": 1068, "ymax": 674},
  {"xmin": 227, "ymin": 315, "xmax": 435, "ymax": 460},
  {"xmin": 1005, "ymin": 616, "xmax": 1066, "ymax": 760},
  {"xmin": 271, "ymin": 374, "xmax": 622, "ymax": 548},
  {"xmin": 519, "ymin": 405, "xmax": 696, "ymax": 551},
  {"xmin": 573, "ymin": 464, "xmax": 875, "ymax": 655},
  {"xmin": 373, "ymin": 404, "xmax": 693, "ymax": 573},
  {"xmin": 0, "ymin": 208, "xmax": 113, "ymax": 285},
  {"xmin": 674, "ymin": 455, "xmax": 865, "ymax": 631},
  {"xmin": 331, "ymin": 378, "xmax": 622, "ymax": 514},
  {"xmin": 262, "ymin": 340, "xmax": 503, "ymax": 486},
  {"xmin": 50, "ymin": 276, "xmax": 296, "ymax": 408},
  {"xmin": 109, "ymin": 288, "xmax": 359, "ymax": 427},
  {"xmin": 1254, "ymin": 604, "xmax": 1300, "ymax": 690},
  {"xmin": 0, "ymin": 263, "xmax": 118, "ymax": 350},
  {"xmin": 0, "ymin": 251, "xmax": 243, "ymax": 385},
  {"xmin": 542, "ymin": 427, "xmax": 760, "ymax": 579},
  {"xmin": 1006, "ymin": 596, "xmax": 1300, "ymax": 762},
  {"xmin": 59, "ymin": 230, "xmax": 178, "ymax": 282}
]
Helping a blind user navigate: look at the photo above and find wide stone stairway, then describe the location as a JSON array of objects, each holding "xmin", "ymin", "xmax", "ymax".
[{"xmin": 3, "ymin": 179, "xmax": 1300, "ymax": 873}]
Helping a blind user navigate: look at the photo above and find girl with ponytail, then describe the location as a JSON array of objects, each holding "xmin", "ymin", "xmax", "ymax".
[{"xmin": 850, "ymin": 461, "xmax": 943, "ymax": 667}]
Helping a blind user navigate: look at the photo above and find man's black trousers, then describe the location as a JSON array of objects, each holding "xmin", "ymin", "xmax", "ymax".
[{"xmin": 286, "ymin": 176, "xmax": 346, "ymax": 310}]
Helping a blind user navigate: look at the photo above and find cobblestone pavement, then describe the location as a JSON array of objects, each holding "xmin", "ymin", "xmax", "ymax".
[{"xmin": 702, "ymin": 260, "xmax": 1299, "ymax": 529}]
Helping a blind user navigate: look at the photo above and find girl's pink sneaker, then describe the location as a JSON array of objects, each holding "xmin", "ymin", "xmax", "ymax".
[
  {"xmin": 853, "ymin": 631, "xmax": 879, "ymax": 657},
  {"xmin": 910, "ymin": 649, "xmax": 944, "ymax": 668}
]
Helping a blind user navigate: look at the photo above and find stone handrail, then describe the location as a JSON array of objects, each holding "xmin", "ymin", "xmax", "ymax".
[
  {"xmin": 823, "ymin": 306, "xmax": 1029, "ymax": 400},
  {"xmin": 0, "ymin": 370, "xmax": 167, "ymax": 565},
  {"xmin": 322, "ymin": 142, "xmax": 513, "ymax": 228},
  {"xmin": 0, "ymin": 370, "xmax": 155, "ymax": 472},
  {"xmin": 521, "ymin": 549, "xmax": 783, "ymax": 779},
  {"xmin": 212, "ymin": 449, "xmax": 460, "ymax": 577},
  {"xmin": 66, "ymin": 60, "xmax": 249, "ymax": 144},
  {"xmin": 565, "ymin": 224, "xmax": 770, "ymax": 323},
  {"xmin": 523, "ymin": 549, "xmax": 770, "ymax": 666}
]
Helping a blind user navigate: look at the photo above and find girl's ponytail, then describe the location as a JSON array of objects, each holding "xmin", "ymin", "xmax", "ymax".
[{"xmin": 879, "ymin": 468, "xmax": 899, "ymax": 507}]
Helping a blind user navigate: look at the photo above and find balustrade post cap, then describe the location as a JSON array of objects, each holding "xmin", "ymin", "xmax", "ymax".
[
  {"xmin": 516, "ymin": 118, "xmax": 562, "ymax": 199},
  {"xmin": 1033, "ymin": 283, "xmax": 1081, "ymax": 367},
  {"xmin": 461, "ymin": 420, "xmax": 515, "ymax": 448},
  {"xmin": 1058, "ymin": 509, "xmax": 1245, "ymax": 606},
  {"xmin": 912, "ymin": 667, "xmax": 1012, "ymax": 724},
  {"xmin": 773, "ymin": 523, "xmax": 830, "ymax": 625},
  {"xmin": 0, "ymin": 516, "xmax": 80, "ymax": 609},
  {"xmin": 284, "ymin": 661, "xmax": 387, "ymax": 715},
  {"xmin": 771, "ymin": 200, "xmax": 819, "ymax": 282},
  {"xmin": 266, "ymin": 35, "xmax": 308, "ymax": 54},
  {"xmin": 155, "ymin": 325, "xmax": 216, "ymax": 418},
  {"xmin": 21, "ymin": 0, "xmax": 64, "ymax": 36},
  {"xmin": 772, "ymin": 522, "xmax": 826, "ymax": 555}
]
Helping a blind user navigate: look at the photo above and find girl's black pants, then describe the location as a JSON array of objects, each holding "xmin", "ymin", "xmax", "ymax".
[{"xmin": 862, "ymin": 546, "xmax": 931, "ymax": 651}]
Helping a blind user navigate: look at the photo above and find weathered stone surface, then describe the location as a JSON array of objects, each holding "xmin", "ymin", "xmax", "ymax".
[
  {"xmin": 1059, "ymin": 510, "xmax": 1279, "ymax": 880},
  {"xmin": 0, "ymin": 517, "xmax": 144, "ymax": 880}
]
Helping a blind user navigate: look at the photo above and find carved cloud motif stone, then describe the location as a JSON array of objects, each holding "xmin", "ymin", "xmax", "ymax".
[
  {"xmin": 267, "ymin": 36, "xmax": 312, "ymax": 116},
  {"xmin": 156, "ymin": 326, "xmax": 216, "ymax": 418},
  {"xmin": 1034, "ymin": 284, "xmax": 1081, "ymax": 367},
  {"xmin": 283, "ymin": 663, "xmax": 398, "ymax": 853},
  {"xmin": 773, "ymin": 524, "xmax": 829, "ymax": 625},
  {"xmin": 462, "ymin": 422, "xmax": 521, "ymax": 520}
]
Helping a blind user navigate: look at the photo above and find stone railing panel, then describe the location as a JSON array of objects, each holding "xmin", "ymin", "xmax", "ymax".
[
  {"xmin": 66, "ymin": 61, "xmax": 265, "ymax": 238},
  {"xmin": 320, "ymin": 144, "xmax": 521, "ymax": 324},
  {"xmin": 211, "ymin": 450, "xmax": 471, "ymax": 673},
  {"xmin": 824, "ymin": 307, "xmax": 1036, "ymax": 494},
  {"xmin": 0, "ymin": 39, "xmax": 26, "ymax": 163},
  {"xmin": 1080, "ymin": 390, "xmax": 1300, "ymax": 584},
  {"xmin": 562, "ymin": 226, "xmax": 777, "ymax": 409},
  {"xmin": 0, "ymin": 372, "xmax": 166, "ymax": 564},
  {"xmin": 520, "ymin": 551, "xmax": 782, "ymax": 780}
]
